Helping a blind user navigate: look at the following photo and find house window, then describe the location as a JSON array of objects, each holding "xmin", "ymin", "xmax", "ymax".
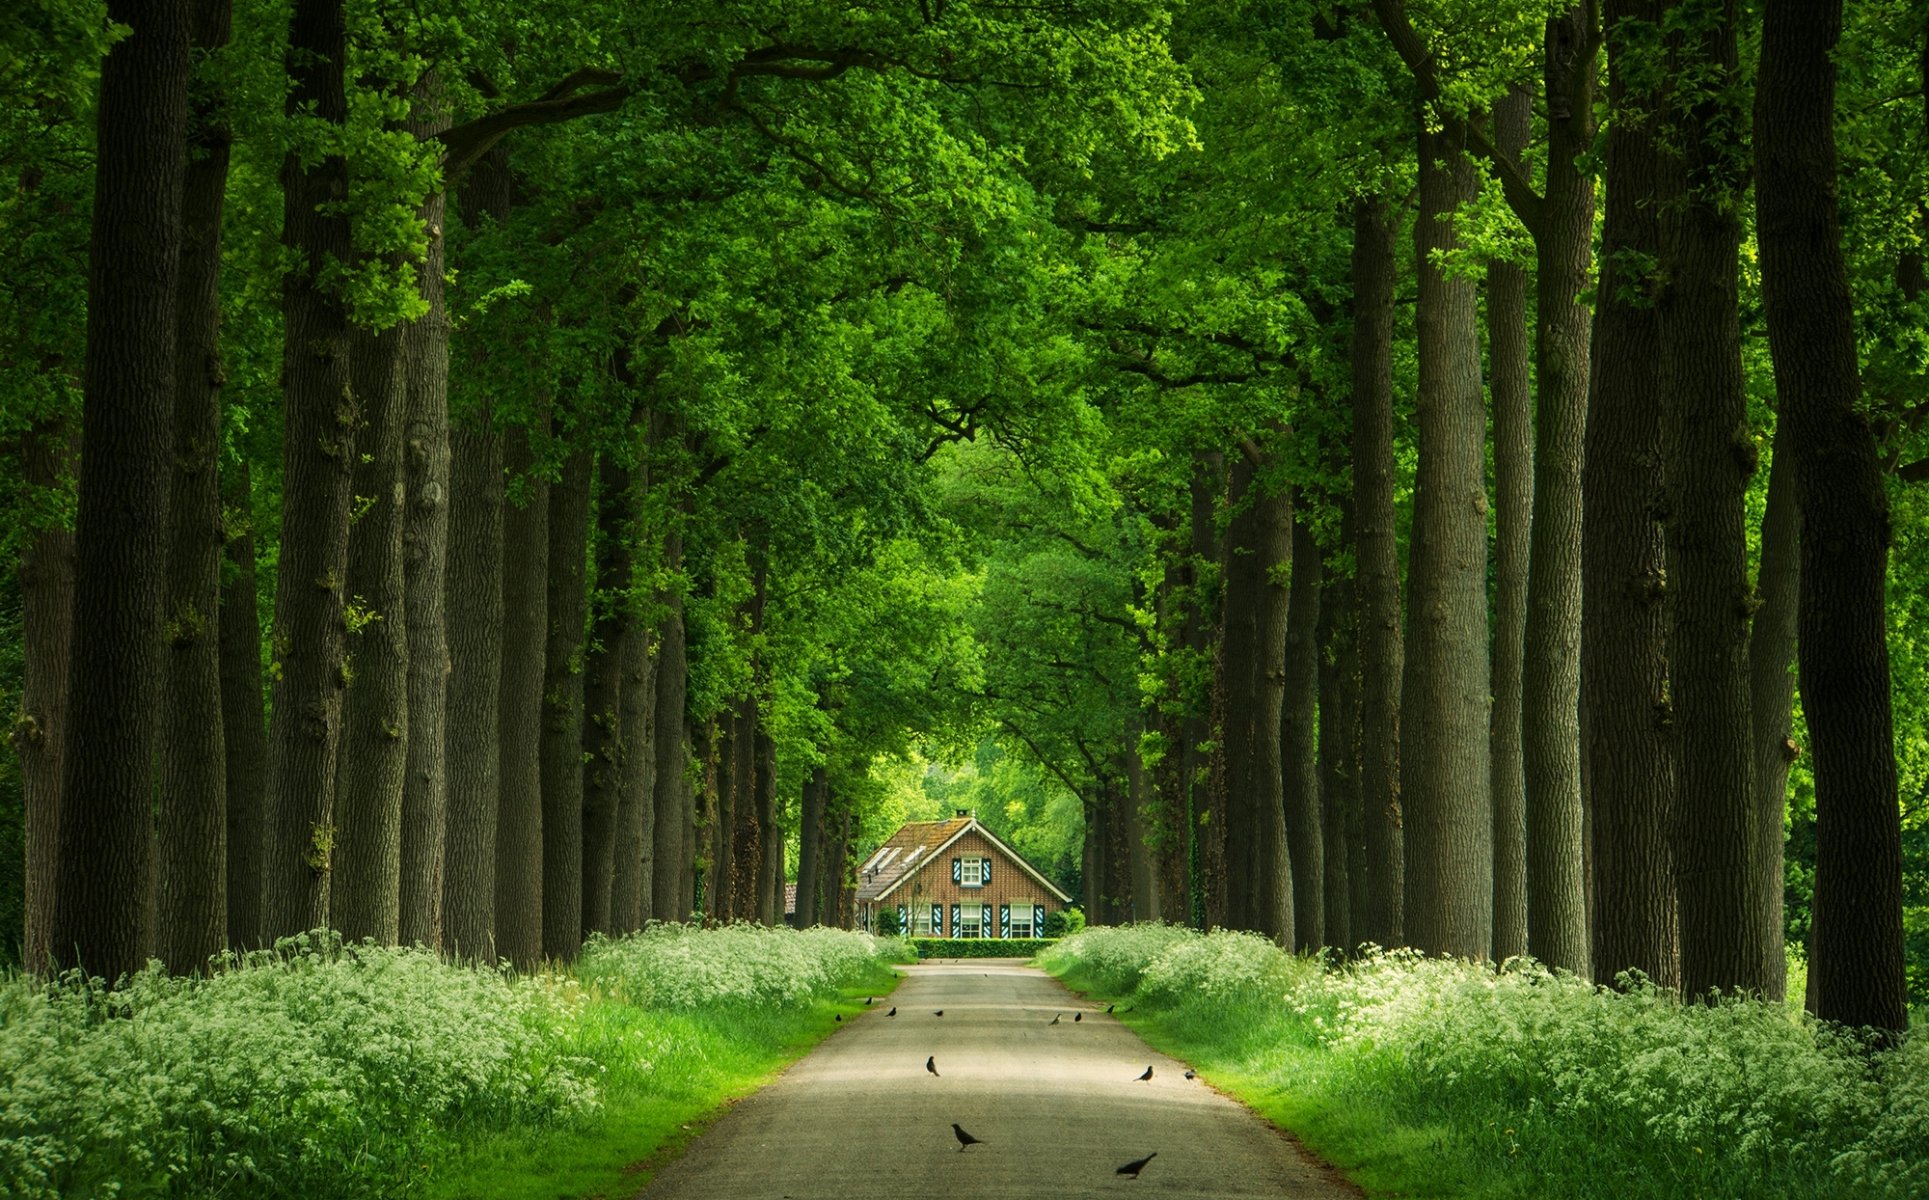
[
  {"xmin": 959, "ymin": 907, "xmax": 982, "ymax": 938},
  {"xmin": 1008, "ymin": 902, "xmax": 1034, "ymax": 938},
  {"xmin": 911, "ymin": 906, "xmax": 935, "ymax": 936},
  {"xmin": 961, "ymin": 858, "xmax": 984, "ymax": 888}
]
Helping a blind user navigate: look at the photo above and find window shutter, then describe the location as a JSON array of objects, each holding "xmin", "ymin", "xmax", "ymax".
[
  {"xmin": 981, "ymin": 903, "xmax": 992, "ymax": 933},
  {"xmin": 952, "ymin": 857, "xmax": 962, "ymax": 884},
  {"xmin": 982, "ymin": 857, "xmax": 992, "ymax": 884},
  {"xmin": 1034, "ymin": 905, "xmax": 1046, "ymax": 934},
  {"xmin": 950, "ymin": 903, "xmax": 961, "ymax": 934},
  {"xmin": 999, "ymin": 904, "xmax": 1011, "ymax": 939},
  {"xmin": 932, "ymin": 904, "xmax": 944, "ymax": 935}
]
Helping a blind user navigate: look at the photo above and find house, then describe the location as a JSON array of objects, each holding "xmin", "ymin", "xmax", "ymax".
[{"xmin": 854, "ymin": 810, "xmax": 1074, "ymax": 938}]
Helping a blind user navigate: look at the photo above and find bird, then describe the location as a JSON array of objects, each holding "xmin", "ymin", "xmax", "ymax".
[
  {"xmin": 835, "ymin": 1014, "xmax": 842, "ymax": 1022},
  {"xmin": 1116, "ymin": 1152, "xmax": 1158, "ymax": 1178},
  {"xmin": 1136, "ymin": 1065, "xmax": 1153, "ymax": 1082},
  {"xmin": 1184, "ymin": 1069, "xmax": 1197, "ymax": 1080},
  {"xmin": 865, "ymin": 997, "xmax": 875, "ymax": 1005},
  {"xmin": 1075, "ymin": 1012, "xmax": 1083, "ymax": 1023},
  {"xmin": 1106, "ymin": 1003, "xmax": 1116, "ymax": 1013},
  {"xmin": 952, "ymin": 1123, "xmax": 983, "ymax": 1151},
  {"xmin": 926, "ymin": 1055, "xmax": 940, "ymax": 1077},
  {"xmin": 888, "ymin": 1006, "xmax": 897, "ymax": 1017},
  {"xmin": 1049, "ymin": 1014, "xmax": 1061, "ymax": 1025},
  {"xmin": 933, "ymin": 1009, "xmax": 944, "ymax": 1017}
]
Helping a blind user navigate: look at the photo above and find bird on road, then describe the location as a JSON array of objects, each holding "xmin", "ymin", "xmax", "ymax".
[
  {"xmin": 927, "ymin": 1055, "xmax": 940, "ymax": 1077},
  {"xmin": 1074, "ymin": 1012, "xmax": 1082, "ymax": 1022},
  {"xmin": 1106, "ymin": 1003, "xmax": 1116, "ymax": 1013},
  {"xmin": 1184, "ymin": 1069, "xmax": 1197, "ymax": 1080},
  {"xmin": 952, "ymin": 1123, "xmax": 983, "ymax": 1151},
  {"xmin": 888, "ymin": 1007, "xmax": 897, "ymax": 1017},
  {"xmin": 865, "ymin": 997, "xmax": 875, "ymax": 1005},
  {"xmin": 1136, "ymin": 1065, "xmax": 1154, "ymax": 1082},
  {"xmin": 1049, "ymin": 1014, "xmax": 1061, "ymax": 1025},
  {"xmin": 1116, "ymin": 1152, "xmax": 1158, "ymax": 1178},
  {"xmin": 933, "ymin": 1009, "xmax": 944, "ymax": 1016}
]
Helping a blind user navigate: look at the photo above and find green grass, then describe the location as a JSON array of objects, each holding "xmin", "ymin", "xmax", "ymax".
[{"xmin": 1040, "ymin": 925, "xmax": 1927, "ymax": 1200}]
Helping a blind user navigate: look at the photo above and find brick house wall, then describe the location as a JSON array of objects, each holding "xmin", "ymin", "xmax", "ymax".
[{"xmin": 858, "ymin": 820, "xmax": 1070, "ymax": 938}]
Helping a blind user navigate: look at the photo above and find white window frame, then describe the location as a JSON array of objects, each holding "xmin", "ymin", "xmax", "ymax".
[
  {"xmin": 911, "ymin": 907, "xmax": 935, "ymax": 936},
  {"xmin": 961, "ymin": 858, "xmax": 984, "ymax": 888},
  {"xmin": 1008, "ymin": 902, "xmax": 1034, "ymax": 938},
  {"xmin": 959, "ymin": 908, "xmax": 982, "ymax": 938}
]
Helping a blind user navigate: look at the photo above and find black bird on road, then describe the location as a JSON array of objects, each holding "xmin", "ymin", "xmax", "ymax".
[
  {"xmin": 1136, "ymin": 1065, "xmax": 1154, "ymax": 1082},
  {"xmin": 1049, "ymin": 1014, "xmax": 1061, "ymax": 1025},
  {"xmin": 865, "ymin": 997, "xmax": 874, "ymax": 1005},
  {"xmin": 1106, "ymin": 1003, "xmax": 1116, "ymax": 1013},
  {"xmin": 933, "ymin": 1009, "xmax": 944, "ymax": 1016},
  {"xmin": 927, "ymin": 1055, "xmax": 940, "ymax": 1077},
  {"xmin": 888, "ymin": 1007, "xmax": 897, "ymax": 1016},
  {"xmin": 952, "ymin": 1123, "xmax": 983, "ymax": 1151},
  {"xmin": 1074, "ymin": 1012, "xmax": 1082, "ymax": 1022},
  {"xmin": 1116, "ymin": 1152, "xmax": 1158, "ymax": 1178},
  {"xmin": 1184, "ymin": 1069, "xmax": 1196, "ymax": 1079}
]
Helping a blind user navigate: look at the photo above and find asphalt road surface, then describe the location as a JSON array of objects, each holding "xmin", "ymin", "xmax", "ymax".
[{"xmin": 637, "ymin": 960, "xmax": 1360, "ymax": 1199}]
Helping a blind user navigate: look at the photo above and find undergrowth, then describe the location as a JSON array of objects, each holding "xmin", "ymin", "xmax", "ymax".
[
  {"xmin": 0, "ymin": 924, "xmax": 905, "ymax": 1199},
  {"xmin": 1039, "ymin": 924, "xmax": 1926, "ymax": 1200}
]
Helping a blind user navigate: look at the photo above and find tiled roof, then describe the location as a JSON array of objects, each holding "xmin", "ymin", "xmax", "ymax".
[{"xmin": 854, "ymin": 817, "xmax": 972, "ymax": 901}]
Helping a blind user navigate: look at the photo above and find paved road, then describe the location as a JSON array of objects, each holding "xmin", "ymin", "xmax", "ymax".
[{"xmin": 638, "ymin": 960, "xmax": 1359, "ymax": 1200}]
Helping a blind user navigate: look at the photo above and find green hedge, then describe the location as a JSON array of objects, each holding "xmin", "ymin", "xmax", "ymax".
[{"xmin": 912, "ymin": 937, "xmax": 1059, "ymax": 958}]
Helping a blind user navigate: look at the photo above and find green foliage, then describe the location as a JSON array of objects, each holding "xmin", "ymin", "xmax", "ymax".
[
  {"xmin": 910, "ymin": 937, "xmax": 1058, "ymax": 959},
  {"xmin": 1042, "ymin": 927, "xmax": 1928, "ymax": 1199},
  {"xmin": 872, "ymin": 907, "xmax": 903, "ymax": 937},
  {"xmin": 1042, "ymin": 907, "xmax": 1087, "ymax": 939}
]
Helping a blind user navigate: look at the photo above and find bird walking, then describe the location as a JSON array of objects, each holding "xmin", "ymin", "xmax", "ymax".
[
  {"xmin": 865, "ymin": 997, "xmax": 875, "ymax": 1005},
  {"xmin": 1106, "ymin": 1003, "xmax": 1116, "ymax": 1013},
  {"xmin": 1074, "ymin": 1012, "xmax": 1082, "ymax": 1023},
  {"xmin": 1049, "ymin": 1014, "xmax": 1061, "ymax": 1025},
  {"xmin": 926, "ymin": 1055, "xmax": 940, "ymax": 1077},
  {"xmin": 1136, "ymin": 1065, "xmax": 1153, "ymax": 1082},
  {"xmin": 933, "ymin": 1009, "xmax": 944, "ymax": 1016},
  {"xmin": 952, "ymin": 1123, "xmax": 983, "ymax": 1151},
  {"xmin": 1183, "ymin": 1069, "xmax": 1197, "ymax": 1080},
  {"xmin": 888, "ymin": 1006, "xmax": 897, "ymax": 1017},
  {"xmin": 1116, "ymin": 1152, "xmax": 1158, "ymax": 1178}
]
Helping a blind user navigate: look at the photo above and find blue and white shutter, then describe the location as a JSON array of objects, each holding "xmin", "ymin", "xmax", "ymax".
[
  {"xmin": 1034, "ymin": 905, "xmax": 1047, "ymax": 933},
  {"xmin": 981, "ymin": 903, "xmax": 993, "ymax": 934},
  {"xmin": 999, "ymin": 904, "xmax": 1011, "ymax": 938},
  {"xmin": 897, "ymin": 905, "xmax": 907, "ymax": 931},
  {"xmin": 952, "ymin": 858, "xmax": 962, "ymax": 884},
  {"xmin": 950, "ymin": 903, "xmax": 961, "ymax": 935},
  {"xmin": 981, "ymin": 857, "xmax": 992, "ymax": 884},
  {"xmin": 932, "ymin": 904, "xmax": 944, "ymax": 936}
]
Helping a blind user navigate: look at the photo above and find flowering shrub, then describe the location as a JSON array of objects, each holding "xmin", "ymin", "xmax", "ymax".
[
  {"xmin": 1044, "ymin": 926, "xmax": 1927, "ymax": 1198},
  {"xmin": 577, "ymin": 922, "xmax": 897, "ymax": 1009}
]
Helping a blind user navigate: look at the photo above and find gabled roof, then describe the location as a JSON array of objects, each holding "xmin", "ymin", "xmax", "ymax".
[{"xmin": 855, "ymin": 815, "xmax": 1073, "ymax": 905}]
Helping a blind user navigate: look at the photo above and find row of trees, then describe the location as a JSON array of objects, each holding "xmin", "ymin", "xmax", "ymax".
[{"xmin": 1, "ymin": 1, "xmax": 1921, "ymax": 1038}]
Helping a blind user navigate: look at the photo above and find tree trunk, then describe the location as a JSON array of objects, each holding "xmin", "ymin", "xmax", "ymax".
[
  {"xmin": 1486, "ymin": 86, "xmax": 1532, "ymax": 965},
  {"xmin": 1756, "ymin": 0, "xmax": 1907, "ymax": 1035},
  {"xmin": 1318, "ymin": 509, "xmax": 1361, "ymax": 953},
  {"xmin": 495, "ymin": 422, "xmax": 548, "ymax": 967},
  {"xmin": 1521, "ymin": 5, "xmax": 1598, "ymax": 977},
  {"xmin": 540, "ymin": 447, "xmax": 592, "ymax": 959},
  {"xmin": 263, "ymin": 0, "xmax": 356, "ymax": 942},
  {"xmin": 757, "ymin": 728, "xmax": 780, "ymax": 925},
  {"xmin": 443, "ymin": 419, "xmax": 502, "ymax": 961},
  {"xmin": 1747, "ymin": 422, "xmax": 1798, "ymax": 999},
  {"xmin": 651, "ymin": 531, "xmax": 690, "ymax": 922},
  {"xmin": 1282, "ymin": 499, "xmax": 1324, "ymax": 951},
  {"xmin": 16, "ymin": 423, "xmax": 76, "ymax": 973},
  {"xmin": 1125, "ymin": 716, "xmax": 1156, "ymax": 921},
  {"xmin": 332, "ymin": 322, "xmax": 409, "ymax": 945},
  {"xmin": 1350, "ymin": 194, "xmax": 1405, "ymax": 951},
  {"xmin": 580, "ymin": 460, "xmax": 631, "ymax": 938},
  {"xmin": 824, "ymin": 798, "xmax": 852, "ymax": 928},
  {"xmin": 610, "ymin": 597, "xmax": 656, "ymax": 933},
  {"xmin": 399, "ymin": 78, "xmax": 453, "ymax": 948},
  {"xmin": 1586, "ymin": 0, "xmax": 1679, "ymax": 990},
  {"xmin": 49, "ymin": 0, "xmax": 190, "ymax": 979},
  {"xmin": 1656, "ymin": 0, "xmax": 1765, "ymax": 998},
  {"xmin": 712, "ymin": 709, "xmax": 739, "ymax": 922},
  {"xmin": 155, "ymin": 0, "xmax": 234, "ymax": 973},
  {"xmin": 218, "ymin": 459, "xmax": 267, "ymax": 950},
  {"xmin": 1401, "ymin": 117, "xmax": 1493, "ymax": 962},
  {"xmin": 796, "ymin": 763, "xmax": 828, "ymax": 926}
]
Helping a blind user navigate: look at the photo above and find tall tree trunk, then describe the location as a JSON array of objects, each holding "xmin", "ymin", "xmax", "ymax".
[
  {"xmin": 50, "ymin": 0, "xmax": 190, "ymax": 978},
  {"xmin": 824, "ymin": 798, "xmax": 852, "ymax": 928},
  {"xmin": 1350, "ymin": 194, "xmax": 1405, "ymax": 951},
  {"xmin": 757, "ymin": 728, "xmax": 780, "ymax": 924},
  {"xmin": 1282, "ymin": 500, "xmax": 1324, "ymax": 951},
  {"xmin": 1747, "ymin": 426, "xmax": 1798, "ymax": 1000},
  {"xmin": 1657, "ymin": 0, "xmax": 1765, "ymax": 998},
  {"xmin": 1756, "ymin": 0, "xmax": 1907, "ymax": 1035},
  {"xmin": 540, "ymin": 448, "xmax": 592, "ymax": 959},
  {"xmin": 1521, "ymin": 5, "xmax": 1598, "ymax": 977},
  {"xmin": 218, "ymin": 459, "xmax": 266, "ymax": 949},
  {"xmin": 1586, "ymin": 0, "xmax": 1679, "ymax": 989},
  {"xmin": 796, "ymin": 763, "xmax": 828, "ymax": 927},
  {"xmin": 610, "ymin": 602, "xmax": 656, "ymax": 933},
  {"xmin": 399, "ymin": 77, "xmax": 453, "ymax": 949},
  {"xmin": 442, "ymin": 146, "xmax": 509, "ymax": 963},
  {"xmin": 1183, "ymin": 451, "xmax": 1223, "ymax": 929},
  {"xmin": 1402, "ymin": 117, "xmax": 1493, "ymax": 962},
  {"xmin": 1487, "ymin": 86, "xmax": 1533, "ymax": 965},
  {"xmin": 651, "ymin": 531, "xmax": 690, "ymax": 922},
  {"xmin": 16, "ymin": 423, "xmax": 76, "ymax": 972},
  {"xmin": 443, "ymin": 420, "xmax": 501, "ymax": 960},
  {"xmin": 1125, "ymin": 716, "xmax": 1156, "ymax": 921},
  {"xmin": 263, "ymin": 0, "xmax": 356, "ymax": 941},
  {"xmin": 1318, "ymin": 510, "xmax": 1361, "ymax": 953},
  {"xmin": 155, "ymin": 0, "xmax": 234, "ymax": 973},
  {"xmin": 332, "ymin": 323, "xmax": 409, "ymax": 945},
  {"xmin": 580, "ymin": 460, "xmax": 631, "ymax": 938},
  {"xmin": 495, "ymin": 423, "xmax": 548, "ymax": 967},
  {"xmin": 712, "ymin": 708, "xmax": 739, "ymax": 922},
  {"xmin": 1212, "ymin": 459, "xmax": 1256, "ymax": 933}
]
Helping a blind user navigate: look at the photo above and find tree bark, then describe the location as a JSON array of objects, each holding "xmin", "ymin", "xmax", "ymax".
[
  {"xmin": 651, "ymin": 528, "xmax": 690, "ymax": 922},
  {"xmin": 1756, "ymin": 0, "xmax": 1907, "ymax": 1035},
  {"xmin": 155, "ymin": 0, "xmax": 234, "ymax": 973},
  {"xmin": 263, "ymin": 0, "xmax": 356, "ymax": 942},
  {"xmin": 610, "ymin": 597, "xmax": 656, "ymax": 933},
  {"xmin": 540, "ymin": 447, "xmax": 592, "ymax": 958},
  {"xmin": 1350, "ymin": 194, "xmax": 1405, "ymax": 951},
  {"xmin": 1586, "ymin": 0, "xmax": 1679, "ymax": 990},
  {"xmin": 796, "ymin": 763, "xmax": 828, "ymax": 926},
  {"xmin": 49, "ymin": 0, "xmax": 190, "ymax": 979},
  {"xmin": 495, "ymin": 422, "xmax": 548, "ymax": 967},
  {"xmin": 1486, "ymin": 85, "xmax": 1533, "ymax": 965},
  {"xmin": 399, "ymin": 77, "xmax": 453, "ymax": 949},
  {"xmin": 332, "ymin": 322, "xmax": 409, "ymax": 945},
  {"xmin": 1282, "ymin": 499, "xmax": 1324, "ymax": 950},
  {"xmin": 16, "ymin": 423, "xmax": 76, "ymax": 973},
  {"xmin": 712, "ymin": 708, "xmax": 740, "ymax": 922},
  {"xmin": 757, "ymin": 728, "xmax": 780, "ymax": 924},
  {"xmin": 1401, "ymin": 117, "xmax": 1493, "ymax": 961},
  {"xmin": 1747, "ymin": 422, "xmax": 1798, "ymax": 999},
  {"xmin": 1657, "ymin": 0, "xmax": 1765, "ymax": 998},
  {"xmin": 1318, "ymin": 508, "xmax": 1361, "ymax": 953},
  {"xmin": 218, "ymin": 459, "xmax": 266, "ymax": 949},
  {"xmin": 580, "ymin": 460, "xmax": 631, "ymax": 937},
  {"xmin": 443, "ymin": 419, "xmax": 502, "ymax": 960}
]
